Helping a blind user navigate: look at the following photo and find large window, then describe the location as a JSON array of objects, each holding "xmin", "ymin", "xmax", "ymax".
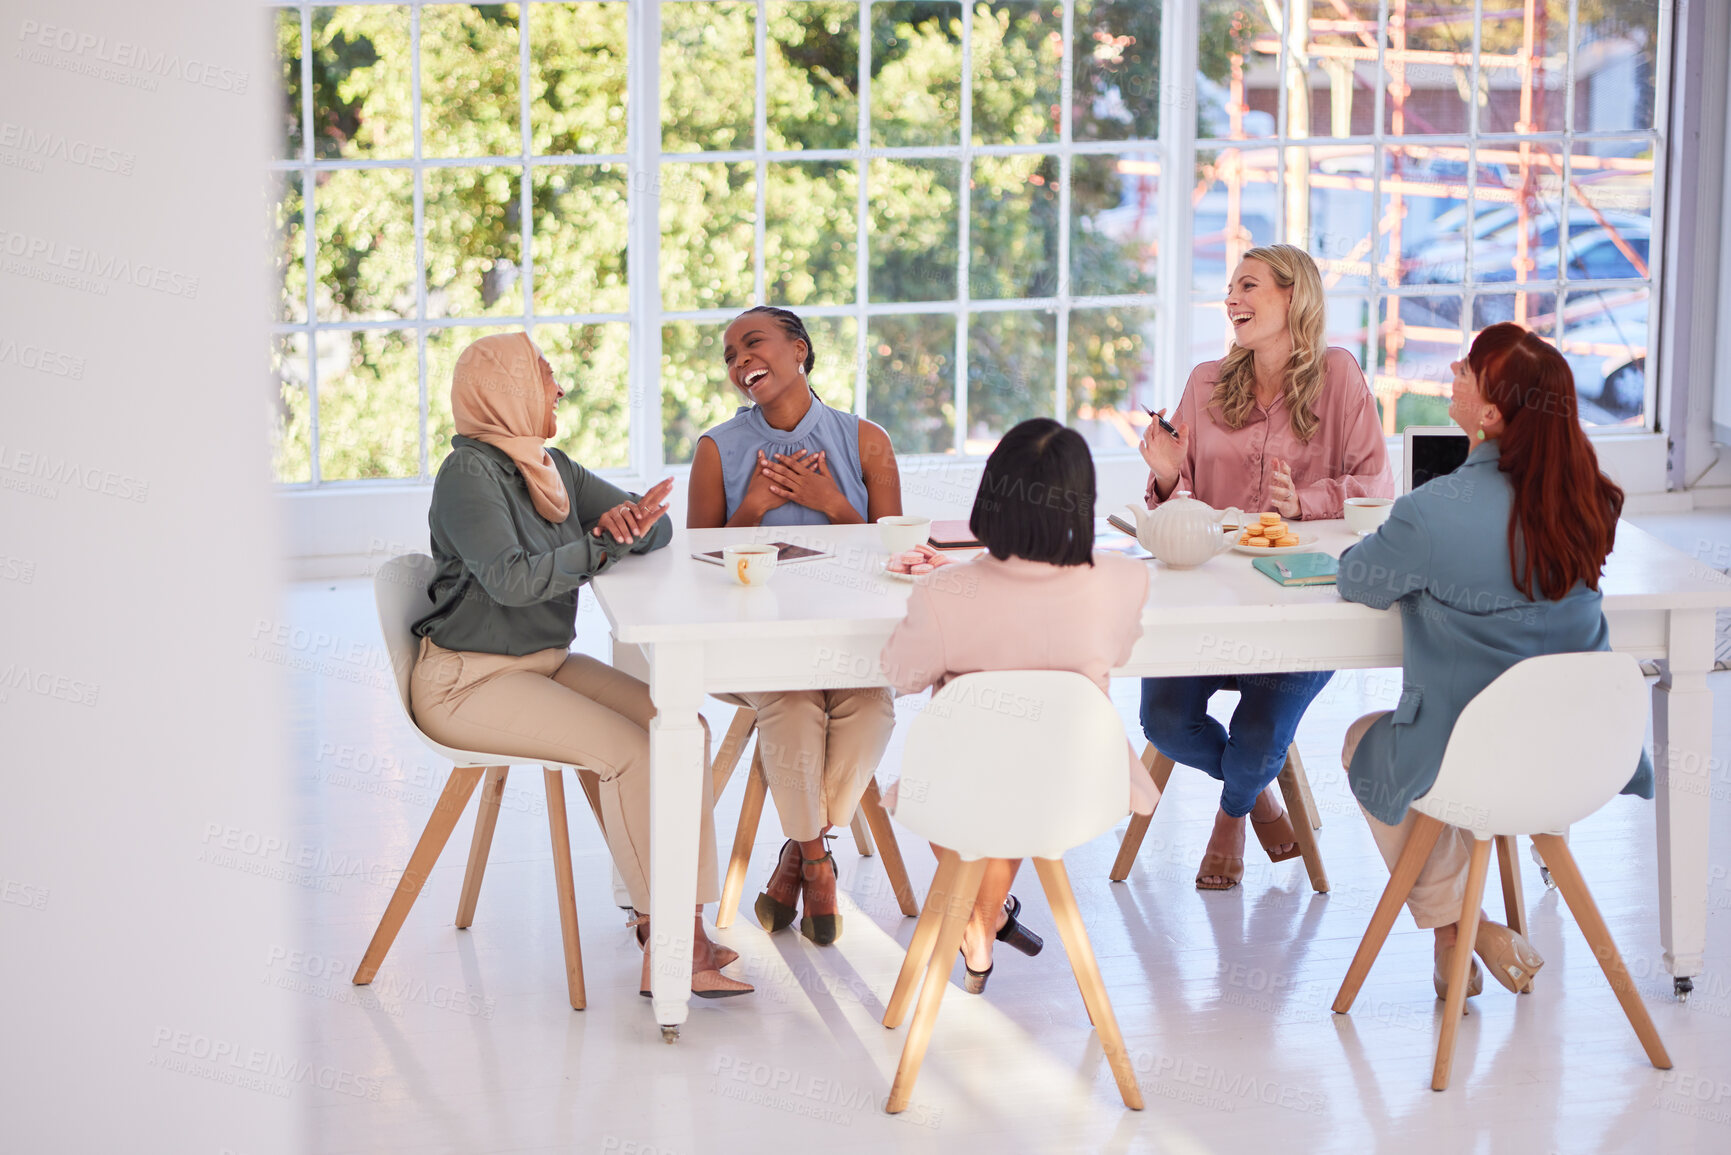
[{"xmin": 271, "ymin": 1, "xmax": 1668, "ymax": 485}]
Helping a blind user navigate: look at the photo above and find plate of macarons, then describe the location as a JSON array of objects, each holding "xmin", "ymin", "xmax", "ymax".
[{"xmin": 1231, "ymin": 513, "xmax": 1317, "ymax": 555}]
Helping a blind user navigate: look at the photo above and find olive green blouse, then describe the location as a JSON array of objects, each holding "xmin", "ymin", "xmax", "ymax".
[{"xmin": 413, "ymin": 435, "xmax": 670, "ymax": 655}]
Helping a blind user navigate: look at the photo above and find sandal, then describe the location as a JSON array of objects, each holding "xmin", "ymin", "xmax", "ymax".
[
  {"xmin": 1195, "ymin": 851, "xmax": 1244, "ymax": 891},
  {"xmin": 1250, "ymin": 803, "xmax": 1303, "ymax": 864},
  {"xmin": 798, "ymin": 843, "xmax": 842, "ymax": 946},
  {"xmin": 995, "ymin": 895, "xmax": 1044, "ymax": 957},
  {"xmin": 753, "ymin": 839, "xmax": 801, "ymax": 933}
]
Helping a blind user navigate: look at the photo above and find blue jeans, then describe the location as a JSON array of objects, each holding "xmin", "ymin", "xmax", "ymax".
[{"xmin": 1138, "ymin": 672, "xmax": 1334, "ymax": 818}]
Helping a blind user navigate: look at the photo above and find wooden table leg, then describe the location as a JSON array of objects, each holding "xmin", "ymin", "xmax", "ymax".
[{"xmin": 456, "ymin": 766, "xmax": 509, "ymax": 929}]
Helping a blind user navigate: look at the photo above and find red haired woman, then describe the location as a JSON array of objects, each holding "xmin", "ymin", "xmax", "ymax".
[{"xmin": 1336, "ymin": 322, "xmax": 1652, "ymax": 1000}]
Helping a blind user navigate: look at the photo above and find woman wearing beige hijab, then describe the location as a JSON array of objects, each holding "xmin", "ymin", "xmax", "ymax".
[{"xmin": 410, "ymin": 332, "xmax": 750, "ymax": 999}]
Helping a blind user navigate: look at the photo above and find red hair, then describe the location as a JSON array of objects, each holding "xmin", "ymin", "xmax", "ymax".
[{"xmin": 1468, "ymin": 322, "xmax": 1623, "ymax": 601}]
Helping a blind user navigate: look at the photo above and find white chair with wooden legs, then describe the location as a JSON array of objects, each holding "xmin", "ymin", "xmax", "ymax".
[
  {"xmin": 1109, "ymin": 741, "xmax": 1329, "ymax": 893},
  {"xmin": 710, "ymin": 706, "xmax": 920, "ymax": 929},
  {"xmin": 880, "ymin": 671, "xmax": 1145, "ymax": 1114},
  {"xmin": 1332, "ymin": 652, "xmax": 1671, "ymax": 1091},
  {"xmin": 354, "ymin": 554, "xmax": 596, "ymax": 1011}
]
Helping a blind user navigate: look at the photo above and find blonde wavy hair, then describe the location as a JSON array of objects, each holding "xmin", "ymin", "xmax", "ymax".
[{"xmin": 1210, "ymin": 243, "xmax": 1328, "ymax": 441}]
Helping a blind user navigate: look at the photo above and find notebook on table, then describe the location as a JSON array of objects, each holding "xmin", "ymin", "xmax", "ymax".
[
  {"xmin": 1251, "ymin": 553, "xmax": 1339, "ymax": 587},
  {"xmin": 927, "ymin": 520, "xmax": 983, "ymax": 549}
]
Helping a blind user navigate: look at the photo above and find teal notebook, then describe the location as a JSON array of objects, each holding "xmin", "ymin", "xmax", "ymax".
[{"xmin": 1251, "ymin": 552, "xmax": 1339, "ymax": 587}]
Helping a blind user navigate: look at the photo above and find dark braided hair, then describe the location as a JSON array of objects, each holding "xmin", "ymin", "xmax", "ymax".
[{"xmin": 739, "ymin": 305, "xmax": 816, "ymax": 375}]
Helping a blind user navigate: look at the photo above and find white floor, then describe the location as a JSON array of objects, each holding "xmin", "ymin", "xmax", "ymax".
[{"xmin": 281, "ymin": 513, "xmax": 1731, "ymax": 1154}]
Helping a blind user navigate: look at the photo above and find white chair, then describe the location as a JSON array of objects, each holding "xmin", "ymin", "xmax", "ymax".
[
  {"xmin": 1331, "ymin": 652, "xmax": 1672, "ymax": 1090},
  {"xmin": 879, "ymin": 672, "xmax": 1145, "ymax": 1114},
  {"xmin": 353, "ymin": 554, "xmax": 595, "ymax": 1010}
]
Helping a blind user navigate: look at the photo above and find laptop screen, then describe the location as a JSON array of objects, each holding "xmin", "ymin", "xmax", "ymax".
[{"xmin": 1402, "ymin": 426, "xmax": 1471, "ymax": 494}]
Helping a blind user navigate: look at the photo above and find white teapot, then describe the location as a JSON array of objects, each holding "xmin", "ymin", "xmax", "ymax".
[{"xmin": 1124, "ymin": 493, "xmax": 1241, "ymax": 568}]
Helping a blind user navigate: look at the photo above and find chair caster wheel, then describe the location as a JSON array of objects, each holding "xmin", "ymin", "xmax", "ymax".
[
  {"xmin": 1539, "ymin": 866, "xmax": 1554, "ymax": 889},
  {"xmin": 660, "ymin": 1025, "xmax": 680, "ymax": 1043},
  {"xmin": 1675, "ymin": 977, "xmax": 1692, "ymax": 1002}
]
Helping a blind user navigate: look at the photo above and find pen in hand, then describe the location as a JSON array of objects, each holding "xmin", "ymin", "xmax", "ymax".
[{"xmin": 1144, "ymin": 407, "xmax": 1178, "ymax": 438}]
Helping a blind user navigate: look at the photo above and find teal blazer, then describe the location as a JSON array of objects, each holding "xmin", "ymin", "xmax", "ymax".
[{"xmin": 1337, "ymin": 440, "xmax": 1652, "ymax": 825}]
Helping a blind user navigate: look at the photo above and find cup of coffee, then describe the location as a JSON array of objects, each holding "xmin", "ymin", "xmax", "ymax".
[
  {"xmin": 1343, "ymin": 496, "xmax": 1395, "ymax": 536},
  {"xmin": 877, "ymin": 515, "xmax": 932, "ymax": 554},
  {"xmin": 722, "ymin": 543, "xmax": 779, "ymax": 587}
]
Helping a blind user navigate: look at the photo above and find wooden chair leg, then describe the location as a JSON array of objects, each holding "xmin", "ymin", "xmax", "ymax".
[
  {"xmin": 1110, "ymin": 745, "xmax": 1175, "ymax": 882},
  {"xmin": 354, "ymin": 766, "xmax": 485, "ymax": 985},
  {"xmin": 860, "ymin": 779, "xmax": 920, "ymax": 917},
  {"xmin": 884, "ymin": 852, "xmax": 961, "ymax": 1029},
  {"xmin": 1494, "ymin": 835, "xmax": 1531, "ymax": 991},
  {"xmin": 710, "ymin": 708, "xmax": 758, "ymax": 799},
  {"xmin": 887, "ymin": 858, "xmax": 986, "ymax": 1114},
  {"xmin": 1035, "ymin": 857, "xmax": 1144, "ymax": 1110},
  {"xmin": 455, "ymin": 766, "xmax": 509, "ymax": 929},
  {"xmin": 1532, "ymin": 833, "xmax": 1671, "ymax": 1069},
  {"xmin": 1333, "ymin": 812, "xmax": 1445, "ymax": 1013},
  {"xmin": 850, "ymin": 810, "xmax": 877, "ymax": 856},
  {"xmin": 715, "ymin": 750, "xmax": 769, "ymax": 930},
  {"xmin": 1432, "ymin": 838, "xmax": 1492, "ymax": 1091},
  {"xmin": 542, "ymin": 769, "xmax": 587, "ymax": 1011},
  {"xmin": 1277, "ymin": 748, "xmax": 1329, "ymax": 893},
  {"xmin": 1293, "ymin": 745, "xmax": 1322, "ymax": 830}
]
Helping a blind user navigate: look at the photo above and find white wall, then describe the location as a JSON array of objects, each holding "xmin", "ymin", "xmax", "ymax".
[{"xmin": 0, "ymin": 3, "xmax": 292, "ymax": 1151}]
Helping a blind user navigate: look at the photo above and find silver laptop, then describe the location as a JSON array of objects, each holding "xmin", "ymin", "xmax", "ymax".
[{"xmin": 1401, "ymin": 425, "xmax": 1471, "ymax": 494}]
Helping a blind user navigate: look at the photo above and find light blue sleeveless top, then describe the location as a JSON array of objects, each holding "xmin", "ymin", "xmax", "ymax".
[{"xmin": 702, "ymin": 391, "xmax": 869, "ymax": 527}]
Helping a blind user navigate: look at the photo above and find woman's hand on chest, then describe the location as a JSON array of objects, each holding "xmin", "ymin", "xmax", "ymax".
[{"xmin": 760, "ymin": 449, "xmax": 851, "ymax": 520}]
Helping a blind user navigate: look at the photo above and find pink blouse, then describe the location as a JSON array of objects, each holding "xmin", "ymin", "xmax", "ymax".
[
  {"xmin": 1145, "ymin": 347, "xmax": 1394, "ymax": 519},
  {"xmin": 879, "ymin": 552, "xmax": 1158, "ymax": 815}
]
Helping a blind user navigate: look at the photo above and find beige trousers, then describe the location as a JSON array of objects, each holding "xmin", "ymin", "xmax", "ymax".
[
  {"xmin": 1344, "ymin": 710, "xmax": 1475, "ymax": 930},
  {"xmin": 718, "ymin": 688, "xmax": 896, "ymax": 843},
  {"xmin": 410, "ymin": 638, "xmax": 718, "ymax": 911}
]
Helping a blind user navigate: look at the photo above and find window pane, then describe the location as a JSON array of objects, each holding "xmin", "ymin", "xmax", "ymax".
[
  {"xmin": 1563, "ymin": 141, "xmax": 1652, "ymax": 286},
  {"xmin": 1068, "ymin": 306, "xmax": 1155, "ymax": 456},
  {"xmin": 421, "ymin": 4, "xmax": 522, "ymax": 158},
  {"xmin": 1325, "ymin": 295, "xmax": 1376, "ymax": 384},
  {"xmin": 868, "ymin": 315, "xmax": 955, "ymax": 455},
  {"xmin": 1577, "ymin": 2, "xmax": 1660, "ymax": 133},
  {"xmin": 1375, "ymin": 297, "xmax": 1458, "ymax": 435},
  {"xmin": 426, "ymin": 324, "xmax": 520, "ymax": 474},
  {"xmin": 1283, "ymin": 3, "xmax": 1375, "ymax": 140},
  {"xmin": 971, "ymin": 1, "xmax": 1062, "ymax": 146},
  {"xmin": 869, "ymin": 159, "xmax": 959, "ymax": 303},
  {"xmin": 1295, "ymin": 145, "xmax": 1374, "ymax": 290},
  {"xmin": 314, "ymin": 167, "xmax": 416, "ymax": 322},
  {"xmin": 1196, "ymin": 0, "xmax": 1276, "ymax": 140},
  {"xmin": 1561, "ymin": 287, "xmax": 1648, "ymax": 425},
  {"xmin": 1188, "ymin": 300, "xmax": 1230, "ymax": 370},
  {"xmin": 804, "ymin": 315, "xmax": 858, "ymax": 414},
  {"xmin": 967, "ymin": 311, "xmax": 1054, "ymax": 451},
  {"xmin": 424, "ymin": 166, "xmax": 524, "ymax": 318},
  {"xmin": 530, "ymin": 3, "xmax": 628, "ymax": 155},
  {"xmin": 1480, "ymin": 2, "xmax": 1568, "ymax": 134},
  {"xmin": 1071, "ymin": 154, "xmax": 1156, "ymax": 298},
  {"xmin": 318, "ymin": 328, "xmax": 421, "ymax": 480},
  {"xmin": 660, "ymin": 321, "xmax": 736, "ymax": 466},
  {"xmin": 1471, "ymin": 288, "xmax": 1556, "ymax": 333},
  {"xmin": 767, "ymin": 1, "xmax": 859, "ymax": 151},
  {"xmin": 871, "ymin": 3, "xmax": 961, "ymax": 147},
  {"xmin": 538, "ymin": 322, "xmax": 632, "ymax": 470},
  {"xmin": 1073, "ymin": 0, "xmax": 1160, "ymax": 141},
  {"xmin": 275, "ymin": 172, "xmax": 306, "ymax": 324},
  {"xmin": 271, "ymin": 335, "xmax": 312, "ymax": 483},
  {"xmin": 312, "ymin": 6, "xmax": 412, "ymax": 160},
  {"xmin": 971, "ymin": 154, "xmax": 1058, "ymax": 300},
  {"xmin": 532, "ymin": 164, "xmax": 629, "ymax": 314},
  {"xmin": 276, "ymin": 8, "xmax": 303, "ymax": 159},
  {"xmin": 766, "ymin": 162, "xmax": 858, "ymax": 307},
  {"xmin": 1382, "ymin": 2, "xmax": 1472, "ymax": 136},
  {"xmin": 659, "ymin": 162, "xmax": 756, "ymax": 312},
  {"xmin": 1382, "ymin": 144, "xmax": 1471, "ymax": 289},
  {"xmin": 662, "ymin": 2, "xmax": 755, "ymax": 151},
  {"xmin": 1192, "ymin": 145, "xmax": 1275, "ymax": 294}
]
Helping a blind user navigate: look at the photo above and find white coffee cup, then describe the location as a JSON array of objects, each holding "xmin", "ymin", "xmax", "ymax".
[
  {"xmin": 1343, "ymin": 496, "xmax": 1395, "ymax": 536},
  {"xmin": 722, "ymin": 543, "xmax": 779, "ymax": 587},
  {"xmin": 877, "ymin": 515, "xmax": 932, "ymax": 554}
]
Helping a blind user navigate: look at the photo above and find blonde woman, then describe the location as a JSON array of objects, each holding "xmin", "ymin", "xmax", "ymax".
[{"xmin": 1137, "ymin": 243, "xmax": 1393, "ymax": 890}]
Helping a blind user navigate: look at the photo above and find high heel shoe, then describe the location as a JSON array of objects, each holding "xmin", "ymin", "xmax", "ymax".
[
  {"xmin": 798, "ymin": 845, "xmax": 842, "ymax": 946},
  {"xmin": 961, "ymin": 951, "xmax": 993, "ymax": 995},
  {"xmin": 634, "ymin": 916, "xmax": 753, "ymax": 999},
  {"xmin": 1433, "ymin": 947, "xmax": 1484, "ymax": 1000},
  {"xmin": 632, "ymin": 909, "xmax": 738, "ymax": 969},
  {"xmin": 995, "ymin": 894, "xmax": 1043, "ymax": 957},
  {"xmin": 753, "ymin": 839, "xmax": 801, "ymax": 933},
  {"xmin": 1474, "ymin": 921, "xmax": 1544, "ymax": 993}
]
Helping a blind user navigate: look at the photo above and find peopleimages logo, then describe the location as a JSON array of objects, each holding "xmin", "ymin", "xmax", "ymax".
[
  {"xmin": 16, "ymin": 20, "xmax": 250, "ymax": 94},
  {"xmin": 0, "ymin": 228, "xmax": 199, "ymax": 299}
]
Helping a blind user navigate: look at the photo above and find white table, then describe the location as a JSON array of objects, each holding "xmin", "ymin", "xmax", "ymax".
[{"xmin": 590, "ymin": 519, "xmax": 1731, "ymax": 1035}]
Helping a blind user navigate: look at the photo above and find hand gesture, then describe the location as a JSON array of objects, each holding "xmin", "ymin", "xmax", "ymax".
[
  {"xmin": 592, "ymin": 476, "xmax": 674, "ymax": 545},
  {"xmin": 1269, "ymin": 457, "xmax": 1300, "ymax": 519},
  {"xmin": 1138, "ymin": 410, "xmax": 1188, "ymax": 493},
  {"xmin": 739, "ymin": 450, "xmax": 791, "ymax": 521},
  {"xmin": 761, "ymin": 450, "xmax": 845, "ymax": 519}
]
